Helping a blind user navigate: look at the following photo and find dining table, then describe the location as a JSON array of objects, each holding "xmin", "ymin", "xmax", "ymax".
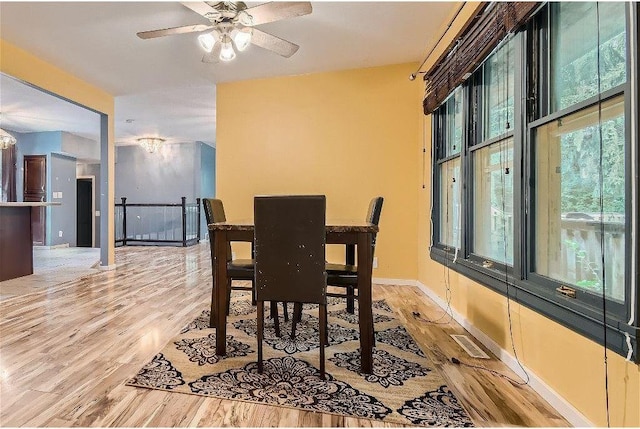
[{"xmin": 208, "ymin": 219, "xmax": 378, "ymax": 374}]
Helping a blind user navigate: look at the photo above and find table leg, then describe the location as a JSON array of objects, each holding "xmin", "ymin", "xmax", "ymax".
[
  {"xmin": 209, "ymin": 236, "xmax": 217, "ymax": 328},
  {"xmin": 215, "ymin": 230, "xmax": 228, "ymax": 356},
  {"xmin": 346, "ymin": 244, "xmax": 355, "ymax": 313},
  {"xmin": 357, "ymin": 231, "xmax": 373, "ymax": 374}
]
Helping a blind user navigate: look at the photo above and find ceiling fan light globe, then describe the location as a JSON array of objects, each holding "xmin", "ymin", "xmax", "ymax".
[
  {"xmin": 237, "ymin": 11, "xmax": 253, "ymax": 26},
  {"xmin": 233, "ymin": 28, "xmax": 252, "ymax": 52},
  {"xmin": 220, "ymin": 40, "xmax": 236, "ymax": 61},
  {"xmin": 197, "ymin": 32, "xmax": 216, "ymax": 53}
]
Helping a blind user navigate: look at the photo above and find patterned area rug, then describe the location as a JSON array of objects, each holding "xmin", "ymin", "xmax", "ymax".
[{"xmin": 127, "ymin": 292, "xmax": 473, "ymax": 427}]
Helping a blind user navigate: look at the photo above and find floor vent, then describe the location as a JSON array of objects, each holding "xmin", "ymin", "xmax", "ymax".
[{"xmin": 450, "ymin": 334, "xmax": 490, "ymax": 359}]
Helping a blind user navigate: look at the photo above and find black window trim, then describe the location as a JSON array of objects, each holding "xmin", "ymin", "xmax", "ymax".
[{"xmin": 429, "ymin": 2, "xmax": 639, "ymax": 361}]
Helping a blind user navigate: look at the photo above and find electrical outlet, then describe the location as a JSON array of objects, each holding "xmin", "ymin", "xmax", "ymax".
[
  {"xmin": 58, "ymin": 231, "xmax": 63, "ymax": 237},
  {"xmin": 95, "ymin": 211, "xmax": 101, "ymax": 217},
  {"xmin": 373, "ymin": 257, "xmax": 378, "ymax": 269}
]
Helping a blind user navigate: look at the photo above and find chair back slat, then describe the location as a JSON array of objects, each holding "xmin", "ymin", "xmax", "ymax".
[
  {"xmin": 367, "ymin": 196, "xmax": 383, "ymax": 249},
  {"xmin": 254, "ymin": 195, "xmax": 326, "ymax": 304},
  {"xmin": 367, "ymin": 196, "xmax": 384, "ymax": 226},
  {"xmin": 203, "ymin": 198, "xmax": 214, "ymax": 225},
  {"xmin": 203, "ymin": 198, "xmax": 232, "ymax": 260}
]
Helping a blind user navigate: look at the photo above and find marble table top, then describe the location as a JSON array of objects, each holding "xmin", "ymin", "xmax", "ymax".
[{"xmin": 0, "ymin": 202, "xmax": 61, "ymax": 207}]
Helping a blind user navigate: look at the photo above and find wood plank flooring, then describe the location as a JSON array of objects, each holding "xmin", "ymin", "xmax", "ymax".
[{"xmin": 0, "ymin": 244, "xmax": 569, "ymax": 427}]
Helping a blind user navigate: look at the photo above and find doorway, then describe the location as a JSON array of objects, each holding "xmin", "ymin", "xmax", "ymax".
[
  {"xmin": 23, "ymin": 155, "xmax": 47, "ymax": 245},
  {"xmin": 77, "ymin": 177, "xmax": 94, "ymax": 247}
]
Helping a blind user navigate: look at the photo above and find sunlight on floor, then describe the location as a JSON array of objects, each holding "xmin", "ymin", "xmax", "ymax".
[{"xmin": 0, "ymin": 247, "xmax": 101, "ymax": 301}]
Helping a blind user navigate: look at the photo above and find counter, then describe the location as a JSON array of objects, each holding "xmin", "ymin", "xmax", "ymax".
[{"xmin": 0, "ymin": 202, "xmax": 61, "ymax": 281}]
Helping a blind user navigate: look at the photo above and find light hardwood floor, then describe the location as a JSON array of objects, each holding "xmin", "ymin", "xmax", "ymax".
[{"xmin": 0, "ymin": 244, "xmax": 569, "ymax": 427}]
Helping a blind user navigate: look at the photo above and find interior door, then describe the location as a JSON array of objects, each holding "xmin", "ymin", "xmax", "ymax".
[
  {"xmin": 23, "ymin": 155, "xmax": 46, "ymax": 245},
  {"xmin": 77, "ymin": 179, "xmax": 92, "ymax": 247}
]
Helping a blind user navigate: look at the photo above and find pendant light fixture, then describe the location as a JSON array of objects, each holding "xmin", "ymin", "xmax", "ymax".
[
  {"xmin": 0, "ymin": 128, "xmax": 17, "ymax": 150},
  {"xmin": 137, "ymin": 137, "xmax": 165, "ymax": 153}
]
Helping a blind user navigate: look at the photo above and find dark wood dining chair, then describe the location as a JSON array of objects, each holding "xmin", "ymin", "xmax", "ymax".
[
  {"xmin": 325, "ymin": 196, "xmax": 383, "ymax": 312},
  {"xmin": 203, "ymin": 198, "xmax": 254, "ymax": 326},
  {"xmin": 291, "ymin": 197, "xmax": 383, "ymax": 342},
  {"xmin": 254, "ymin": 195, "xmax": 327, "ymax": 379}
]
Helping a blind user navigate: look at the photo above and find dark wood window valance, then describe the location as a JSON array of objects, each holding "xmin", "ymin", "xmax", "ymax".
[{"xmin": 423, "ymin": 2, "xmax": 540, "ymax": 115}]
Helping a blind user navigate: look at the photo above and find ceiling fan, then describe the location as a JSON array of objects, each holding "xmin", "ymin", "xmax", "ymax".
[{"xmin": 137, "ymin": 1, "xmax": 312, "ymax": 63}]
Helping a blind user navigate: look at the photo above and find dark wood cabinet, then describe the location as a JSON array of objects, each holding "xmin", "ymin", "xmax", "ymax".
[{"xmin": 23, "ymin": 155, "xmax": 47, "ymax": 245}]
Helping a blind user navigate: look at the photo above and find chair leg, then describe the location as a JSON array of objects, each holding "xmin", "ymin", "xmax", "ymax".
[
  {"xmin": 295, "ymin": 303, "xmax": 303, "ymax": 322},
  {"xmin": 325, "ymin": 313, "xmax": 330, "ymax": 347},
  {"xmin": 282, "ymin": 302, "xmax": 289, "ymax": 322},
  {"xmin": 270, "ymin": 301, "xmax": 281, "ymax": 337},
  {"xmin": 346, "ymin": 286, "xmax": 355, "ymax": 313},
  {"xmin": 291, "ymin": 302, "xmax": 303, "ymax": 339},
  {"xmin": 371, "ymin": 318, "xmax": 376, "ymax": 347},
  {"xmin": 251, "ymin": 280, "xmax": 256, "ymax": 306},
  {"xmin": 319, "ymin": 304, "xmax": 326, "ymax": 380},
  {"xmin": 257, "ymin": 301, "xmax": 264, "ymax": 373},
  {"xmin": 226, "ymin": 280, "xmax": 232, "ymax": 315},
  {"xmin": 269, "ymin": 301, "xmax": 277, "ymax": 319},
  {"xmin": 209, "ymin": 278, "xmax": 216, "ymax": 328}
]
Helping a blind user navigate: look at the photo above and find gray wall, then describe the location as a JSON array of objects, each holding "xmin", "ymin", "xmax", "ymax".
[
  {"xmin": 200, "ymin": 143, "xmax": 216, "ymax": 239},
  {"xmin": 115, "ymin": 143, "xmax": 198, "ymax": 204},
  {"xmin": 15, "ymin": 131, "xmax": 62, "ymax": 201},
  {"xmin": 15, "ymin": 131, "xmax": 80, "ymax": 246},
  {"xmin": 49, "ymin": 154, "xmax": 77, "ymax": 246},
  {"xmin": 115, "ymin": 142, "xmax": 216, "ymax": 241},
  {"xmin": 61, "ymin": 132, "xmax": 100, "ymax": 161},
  {"xmin": 77, "ymin": 162, "xmax": 101, "ymax": 247},
  {"xmin": 14, "ymin": 131, "xmax": 99, "ymax": 247}
]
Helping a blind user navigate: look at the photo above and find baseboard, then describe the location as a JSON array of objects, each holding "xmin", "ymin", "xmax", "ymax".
[
  {"xmin": 34, "ymin": 243, "xmax": 70, "ymax": 249},
  {"xmin": 97, "ymin": 264, "xmax": 116, "ymax": 271},
  {"xmin": 372, "ymin": 277, "xmax": 419, "ymax": 287},
  {"xmin": 416, "ymin": 281, "xmax": 593, "ymax": 427}
]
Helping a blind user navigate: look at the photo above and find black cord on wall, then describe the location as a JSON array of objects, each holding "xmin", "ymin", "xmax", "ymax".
[{"xmin": 595, "ymin": 3, "xmax": 611, "ymax": 426}]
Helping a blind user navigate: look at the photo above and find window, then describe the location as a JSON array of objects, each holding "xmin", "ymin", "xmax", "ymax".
[
  {"xmin": 434, "ymin": 87, "xmax": 463, "ymax": 250},
  {"xmin": 482, "ymin": 39, "xmax": 515, "ymax": 140},
  {"xmin": 550, "ymin": 2, "xmax": 627, "ymax": 112},
  {"xmin": 440, "ymin": 157, "xmax": 461, "ymax": 249},
  {"xmin": 430, "ymin": 2, "xmax": 638, "ymax": 360},
  {"xmin": 470, "ymin": 39, "xmax": 515, "ymax": 266},
  {"xmin": 533, "ymin": 96, "xmax": 626, "ymax": 303},
  {"xmin": 472, "ymin": 139, "xmax": 514, "ymax": 265},
  {"xmin": 530, "ymin": 1, "xmax": 628, "ymax": 313}
]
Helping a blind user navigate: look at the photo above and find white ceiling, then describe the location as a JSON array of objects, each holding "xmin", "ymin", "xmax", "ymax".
[
  {"xmin": 0, "ymin": 73, "xmax": 101, "ymax": 140},
  {"xmin": 0, "ymin": 1, "xmax": 458, "ymax": 147}
]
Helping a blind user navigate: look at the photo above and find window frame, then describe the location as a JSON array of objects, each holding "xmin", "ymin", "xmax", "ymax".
[
  {"xmin": 433, "ymin": 87, "xmax": 465, "ymax": 253},
  {"xmin": 526, "ymin": 88, "xmax": 628, "ymax": 316},
  {"xmin": 429, "ymin": 2, "xmax": 639, "ymax": 361},
  {"xmin": 466, "ymin": 37, "xmax": 517, "ymax": 273}
]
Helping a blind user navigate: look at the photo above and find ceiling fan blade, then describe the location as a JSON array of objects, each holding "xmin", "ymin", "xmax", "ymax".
[
  {"xmin": 243, "ymin": 2, "xmax": 312, "ymax": 26},
  {"xmin": 250, "ymin": 28, "xmax": 299, "ymax": 58},
  {"xmin": 202, "ymin": 43, "xmax": 222, "ymax": 64},
  {"xmin": 137, "ymin": 24, "xmax": 212, "ymax": 39},
  {"xmin": 181, "ymin": 2, "xmax": 221, "ymax": 19}
]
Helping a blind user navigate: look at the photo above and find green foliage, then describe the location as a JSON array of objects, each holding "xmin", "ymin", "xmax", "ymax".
[
  {"xmin": 552, "ymin": 6, "xmax": 626, "ymax": 215},
  {"xmin": 564, "ymin": 239, "xmax": 602, "ymax": 293},
  {"xmin": 560, "ymin": 114, "xmax": 625, "ymax": 214}
]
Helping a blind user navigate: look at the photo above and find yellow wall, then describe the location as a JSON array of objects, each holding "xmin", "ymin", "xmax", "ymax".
[
  {"xmin": 416, "ymin": 7, "xmax": 640, "ymax": 428},
  {"xmin": 0, "ymin": 39, "xmax": 115, "ymax": 265},
  {"xmin": 216, "ymin": 63, "xmax": 421, "ymax": 280}
]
